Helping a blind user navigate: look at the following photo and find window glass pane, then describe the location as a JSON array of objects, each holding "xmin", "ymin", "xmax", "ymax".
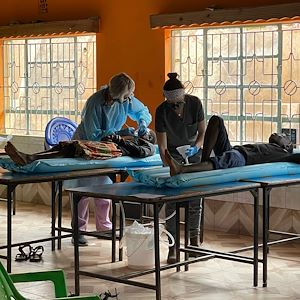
[{"xmin": 1, "ymin": 35, "xmax": 96, "ymax": 136}]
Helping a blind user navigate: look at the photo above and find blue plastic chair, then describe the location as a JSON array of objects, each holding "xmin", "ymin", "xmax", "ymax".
[{"xmin": 45, "ymin": 117, "xmax": 78, "ymax": 149}]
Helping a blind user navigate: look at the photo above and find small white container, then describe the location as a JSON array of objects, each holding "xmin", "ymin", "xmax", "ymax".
[{"xmin": 176, "ymin": 145, "xmax": 191, "ymax": 165}]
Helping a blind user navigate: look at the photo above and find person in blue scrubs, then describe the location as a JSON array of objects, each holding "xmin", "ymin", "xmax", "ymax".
[
  {"xmin": 71, "ymin": 72, "xmax": 152, "ymax": 245},
  {"xmin": 155, "ymin": 73, "xmax": 205, "ymax": 263},
  {"xmin": 73, "ymin": 73, "xmax": 151, "ymax": 141}
]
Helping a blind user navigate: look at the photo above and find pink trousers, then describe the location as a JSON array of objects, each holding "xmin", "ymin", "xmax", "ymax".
[
  {"xmin": 78, "ymin": 197, "xmax": 112, "ymax": 231},
  {"xmin": 76, "ymin": 175, "xmax": 112, "ymax": 231}
]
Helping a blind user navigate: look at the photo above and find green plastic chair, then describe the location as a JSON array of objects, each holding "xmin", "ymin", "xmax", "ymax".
[{"xmin": 0, "ymin": 261, "xmax": 100, "ymax": 299}]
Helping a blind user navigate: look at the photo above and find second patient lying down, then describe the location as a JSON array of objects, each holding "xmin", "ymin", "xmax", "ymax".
[
  {"xmin": 165, "ymin": 115, "xmax": 300, "ymax": 176},
  {"xmin": 5, "ymin": 130, "xmax": 157, "ymax": 166}
]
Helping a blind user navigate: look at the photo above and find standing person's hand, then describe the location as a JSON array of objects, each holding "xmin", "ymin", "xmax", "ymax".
[
  {"xmin": 138, "ymin": 120, "xmax": 148, "ymax": 136},
  {"xmin": 185, "ymin": 146, "xmax": 199, "ymax": 157},
  {"xmin": 116, "ymin": 127, "xmax": 135, "ymax": 136},
  {"xmin": 100, "ymin": 129, "xmax": 116, "ymax": 139}
]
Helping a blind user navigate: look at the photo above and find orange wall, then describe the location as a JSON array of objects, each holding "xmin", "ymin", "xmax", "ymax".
[
  {"xmin": 0, "ymin": 46, "xmax": 3, "ymax": 131},
  {"xmin": 0, "ymin": 0, "xmax": 298, "ymax": 129}
]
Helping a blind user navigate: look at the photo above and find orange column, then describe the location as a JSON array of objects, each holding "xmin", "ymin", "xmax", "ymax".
[{"xmin": 0, "ymin": 41, "xmax": 5, "ymax": 132}]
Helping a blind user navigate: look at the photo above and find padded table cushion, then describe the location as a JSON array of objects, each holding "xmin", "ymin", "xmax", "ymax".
[
  {"xmin": 128, "ymin": 162, "xmax": 300, "ymax": 188},
  {"xmin": 0, "ymin": 154, "xmax": 162, "ymax": 173}
]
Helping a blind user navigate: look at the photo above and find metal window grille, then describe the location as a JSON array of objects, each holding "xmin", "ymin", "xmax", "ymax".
[
  {"xmin": 171, "ymin": 23, "xmax": 300, "ymax": 145},
  {"xmin": 1, "ymin": 35, "xmax": 96, "ymax": 136}
]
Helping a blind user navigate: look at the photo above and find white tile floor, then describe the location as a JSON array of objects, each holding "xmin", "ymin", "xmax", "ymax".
[{"xmin": 0, "ymin": 201, "xmax": 299, "ymax": 299}]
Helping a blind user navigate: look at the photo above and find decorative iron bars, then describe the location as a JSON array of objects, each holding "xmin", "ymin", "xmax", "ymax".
[
  {"xmin": 1, "ymin": 35, "xmax": 96, "ymax": 136},
  {"xmin": 171, "ymin": 23, "xmax": 300, "ymax": 145}
]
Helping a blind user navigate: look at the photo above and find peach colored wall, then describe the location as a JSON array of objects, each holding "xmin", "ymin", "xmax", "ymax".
[{"xmin": 0, "ymin": 0, "xmax": 298, "ymax": 129}]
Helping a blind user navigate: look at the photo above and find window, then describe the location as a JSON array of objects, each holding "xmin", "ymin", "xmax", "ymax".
[
  {"xmin": 171, "ymin": 23, "xmax": 300, "ymax": 145},
  {"xmin": 1, "ymin": 35, "xmax": 96, "ymax": 136}
]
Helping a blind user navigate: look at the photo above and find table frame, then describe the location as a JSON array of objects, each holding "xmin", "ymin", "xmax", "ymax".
[
  {"xmin": 69, "ymin": 181, "xmax": 261, "ymax": 300},
  {"xmin": 241, "ymin": 174, "xmax": 300, "ymax": 287},
  {"xmin": 0, "ymin": 168, "xmax": 127, "ymax": 272}
]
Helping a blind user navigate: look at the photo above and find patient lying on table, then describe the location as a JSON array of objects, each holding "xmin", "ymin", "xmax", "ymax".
[
  {"xmin": 165, "ymin": 115, "xmax": 300, "ymax": 176},
  {"xmin": 5, "ymin": 130, "xmax": 157, "ymax": 166}
]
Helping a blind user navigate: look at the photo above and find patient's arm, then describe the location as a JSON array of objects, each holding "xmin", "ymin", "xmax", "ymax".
[{"xmin": 165, "ymin": 149, "xmax": 214, "ymax": 176}]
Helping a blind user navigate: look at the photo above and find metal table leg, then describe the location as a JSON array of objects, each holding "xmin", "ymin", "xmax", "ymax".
[
  {"xmin": 6, "ymin": 184, "xmax": 16, "ymax": 273},
  {"xmin": 112, "ymin": 200, "xmax": 116, "ymax": 263},
  {"xmin": 73, "ymin": 192, "xmax": 80, "ymax": 296},
  {"xmin": 263, "ymin": 187, "xmax": 270, "ymax": 287},
  {"xmin": 119, "ymin": 202, "xmax": 124, "ymax": 261},
  {"xmin": 251, "ymin": 189, "xmax": 259, "ymax": 287},
  {"xmin": 57, "ymin": 181, "xmax": 63, "ymax": 250},
  {"xmin": 184, "ymin": 201, "xmax": 190, "ymax": 272},
  {"xmin": 175, "ymin": 202, "xmax": 181, "ymax": 272},
  {"xmin": 12, "ymin": 189, "xmax": 16, "ymax": 215},
  {"xmin": 51, "ymin": 181, "xmax": 57, "ymax": 251},
  {"xmin": 153, "ymin": 203, "xmax": 161, "ymax": 300},
  {"xmin": 199, "ymin": 197, "xmax": 204, "ymax": 244}
]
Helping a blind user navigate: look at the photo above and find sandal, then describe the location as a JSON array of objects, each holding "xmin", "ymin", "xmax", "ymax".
[
  {"xmin": 15, "ymin": 243, "xmax": 32, "ymax": 261},
  {"xmin": 29, "ymin": 245, "xmax": 44, "ymax": 262}
]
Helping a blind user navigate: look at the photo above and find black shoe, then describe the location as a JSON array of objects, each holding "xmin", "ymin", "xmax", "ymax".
[
  {"xmin": 190, "ymin": 235, "xmax": 201, "ymax": 247},
  {"xmin": 189, "ymin": 235, "xmax": 205, "ymax": 257},
  {"xmin": 167, "ymin": 246, "xmax": 176, "ymax": 264},
  {"xmin": 98, "ymin": 229, "xmax": 113, "ymax": 238},
  {"xmin": 71, "ymin": 235, "xmax": 88, "ymax": 246}
]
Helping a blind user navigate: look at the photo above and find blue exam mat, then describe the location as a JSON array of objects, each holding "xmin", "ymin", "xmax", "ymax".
[
  {"xmin": 128, "ymin": 162, "xmax": 300, "ymax": 188},
  {"xmin": 0, "ymin": 154, "xmax": 162, "ymax": 174}
]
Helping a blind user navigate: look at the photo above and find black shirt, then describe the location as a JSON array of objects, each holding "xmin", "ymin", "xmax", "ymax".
[
  {"xmin": 101, "ymin": 134, "xmax": 155, "ymax": 158},
  {"xmin": 116, "ymin": 138, "xmax": 155, "ymax": 158},
  {"xmin": 155, "ymin": 94, "xmax": 204, "ymax": 160},
  {"xmin": 234, "ymin": 143, "xmax": 292, "ymax": 165}
]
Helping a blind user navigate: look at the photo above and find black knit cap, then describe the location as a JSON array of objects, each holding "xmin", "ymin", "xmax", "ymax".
[{"xmin": 163, "ymin": 73, "xmax": 184, "ymax": 91}]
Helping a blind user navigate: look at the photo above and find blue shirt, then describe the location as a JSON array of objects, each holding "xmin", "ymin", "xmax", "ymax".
[{"xmin": 73, "ymin": 86, "xmax": 152, "ymax": 141}]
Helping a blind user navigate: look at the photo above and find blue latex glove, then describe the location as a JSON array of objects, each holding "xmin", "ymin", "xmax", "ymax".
[
  {"xmin": 185, "ymin": 145, "xmax": 199, "ymax": 157},
  {"xmin": 115, "ymin": 127, "xmax": 135, "ymax": 136},
  {"xmin": 138, "ymin": 120, "xmax": 148, "ymax": 136}
]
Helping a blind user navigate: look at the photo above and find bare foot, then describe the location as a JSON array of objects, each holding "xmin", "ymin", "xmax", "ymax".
[
  {"xmin": 5, "ymin": 141, "xmax": 30, "ymax": 166},
  {"xmin": 165, "ymin": 149, "xmax": 182, "ymax": 176}
]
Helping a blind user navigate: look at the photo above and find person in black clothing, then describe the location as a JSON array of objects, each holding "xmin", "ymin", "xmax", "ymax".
[
  {"xmin": 155, "ymin": 73, "xmax": 205, "ymax": 263},
  {"xmin": 165, "ymin": 115, "xmax": 297, "ymax": 176},
  {"xmin": 5, "ymin": 130, "xmax": 156, "ymax": 166}
]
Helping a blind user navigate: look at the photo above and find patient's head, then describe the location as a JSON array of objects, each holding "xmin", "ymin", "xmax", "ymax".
[{"xmin": 269, "ymin": 133, "xmax": 293, "ymax": 153}]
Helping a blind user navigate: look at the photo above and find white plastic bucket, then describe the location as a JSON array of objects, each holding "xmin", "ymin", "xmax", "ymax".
[{"xmin": 121, "ymin": 221, "xmax": 174, "ymax": 270}]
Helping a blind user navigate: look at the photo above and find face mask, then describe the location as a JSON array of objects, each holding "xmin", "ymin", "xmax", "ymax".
[
  {"xmin": 113, "ymin": 89, "xmax": 134, "ymax": 103},
  {"xmin": 114, "ymin": 96, "xmax": 132, "ymax": 103}
]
